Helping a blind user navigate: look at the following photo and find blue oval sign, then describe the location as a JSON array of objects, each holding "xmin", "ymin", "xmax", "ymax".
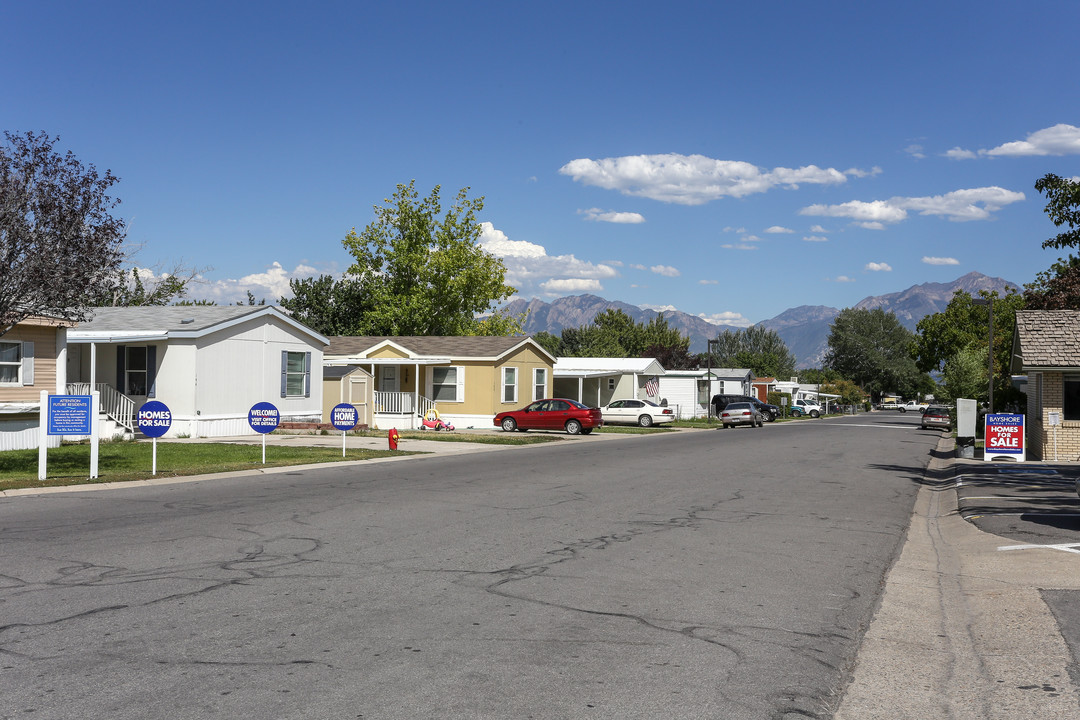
[
  {"xmin": 248, "ymin": 402, "xmax": 280, "ymax": 434},
  {"xmin": 138, "ymin": 400, "xmax": 173, "ymax": 438},
  {"xmin": 330, "ymin": 403, "xmax": 358, "ymax": 431}
]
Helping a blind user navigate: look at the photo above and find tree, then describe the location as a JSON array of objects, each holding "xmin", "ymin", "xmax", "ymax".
[
  {"xmin": 819, "ymin": 378, "xmax": 867, "ymax": 406},
  {"xmin": 706, "ymin": 325, "xmax": 797, "ymax": 379},
  {"xmin": 88, "ymin": 262, "xmax": 201, "ymax": 307},
  {"xmin": 1024, "ymin": 174, "xmax": 1080, "ymax": 309},
  {"xmin": 552, "ymin": 310, "xmax": 693, "ymax": 365},
  {"xmin": 825, "ymin": 307, "xmax": 927, "ymax": 401},
  {"xmin": 1034, "ymin": 173, "xmax": 1080, "ymax": 251},
  {"xmin": 914, "ymin": 289, "xmax": 1024, "ymax": 407},
  {"xmin": 279, "ymin": 181, "xmax": 521, "ymax": 337},
  {"xmin": 341, "ymin": 181, "xmax": 518, "ymax": 335},
  {"xmin": 939, "ymin": 344, "xmax": 987, "ymax": 405},
  {"xmin": 0, "ymin": 131, "xmax": 126, "ymax": 336}
]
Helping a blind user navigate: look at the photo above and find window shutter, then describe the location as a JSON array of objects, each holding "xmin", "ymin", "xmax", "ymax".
[
  {"xmin": 146, "ymin": 346, "xmax": 157, "ymax": 398},
  {"xmin": 304, "ymin": 351, "xmax": 311, "ymax": 397},
  {"xmin": 280, "ymin": 351, "xmax": 288, "ymax": 398},
  {"xmin": 116, "ymin": 345, "xmax": 126, "ymax": 393},
  {"xmin": 455, "ymin": 366, "xmax": 464, "ymax": 402},
  {"xmin": 22, "ymin": 341, "xmax": 34, "ymax": 386}
]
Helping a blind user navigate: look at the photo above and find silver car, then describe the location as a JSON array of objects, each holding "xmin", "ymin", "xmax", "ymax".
[{"xmin": 720, "ymin": 401, "xmax": 762, "ymax": 428}]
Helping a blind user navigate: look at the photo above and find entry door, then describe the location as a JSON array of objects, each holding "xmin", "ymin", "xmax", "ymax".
[{"xmin": 380, "ymin": 366, "xmax": 398, "ymax": 393}]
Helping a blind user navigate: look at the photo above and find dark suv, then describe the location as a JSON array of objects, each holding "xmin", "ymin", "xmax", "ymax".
[{"xmin": 711, "ymin": 394, "xmax": 780, "ymax": 422}]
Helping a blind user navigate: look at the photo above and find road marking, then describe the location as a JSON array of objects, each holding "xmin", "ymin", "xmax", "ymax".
[{"xmin": 998, "ymin": 542, "xmax": 1080, "ymax": 555}]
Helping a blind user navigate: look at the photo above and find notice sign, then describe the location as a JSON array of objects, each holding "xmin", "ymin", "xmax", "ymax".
[
  {"xmin": 138, "ymin": 400, "xmax": 173, "ymax": 438},
  {"xmin": 48, "ymin": 395, "xmax": 93, "ymax": 435},
  {"xmin": 248, "ymin": 402, "xmax": 280, "ymax": 434},
  {"xmin": 985, "ymin": 413, "xmax": 1025, "ymax": 462},
  {"xmin": 330, "ymin": 403, "xmax": 359, "ymax": 431}
]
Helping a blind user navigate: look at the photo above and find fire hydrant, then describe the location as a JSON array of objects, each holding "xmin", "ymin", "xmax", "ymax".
[{"xmin": 388, "ymin": 427, "xmax": 400, "ymax": 450}]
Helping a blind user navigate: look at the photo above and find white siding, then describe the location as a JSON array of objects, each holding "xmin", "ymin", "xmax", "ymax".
[{"xmin": 657, "ymin": 377, "xmax": 707, "ymax": 419}]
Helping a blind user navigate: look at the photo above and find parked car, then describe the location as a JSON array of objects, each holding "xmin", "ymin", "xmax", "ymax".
[
  {"xmin": 712, "ymin": 394, "xmax": 780, "ymax": 421},
  {"xmin": 601, "ymin": 398, "xmax": 674, "ymax": 427},
  {"xmin": 720, "ymin": 401, "xmax": 762, "ymax": 428},
  {"xmin": 921, "ymin": 405, "xmax": 952, "ymax": 430},
  {"xmin": 494, "ymin": 398, "xmax": 603, "ymax": 435},
  {"xmin": 792, "ymin": 399, "xmax": 822, "ymax": 418}
]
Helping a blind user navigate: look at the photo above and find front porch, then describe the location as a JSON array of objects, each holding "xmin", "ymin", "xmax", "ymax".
[{"xmin": 373, "ymin": 390, "xmax": 436, "ymax": 430}]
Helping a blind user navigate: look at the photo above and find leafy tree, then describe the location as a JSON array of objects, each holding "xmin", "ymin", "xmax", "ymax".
[
  {"xmin": 939, "ymin": 344, "xmax": 987, "ymax": 405},
  {"xmin": 1024, "ymin": 174, "xmax": 1080, "ymax": 309},
  {"xmin": 706, "ymin": 325, "xmax": 797, "ymax": 379},
  {"xmin": 89, "ymin": 262, "xmax": 201, "ymax": 307},
  {"xmin": 0, "ymin": 131, "xmax": 126, "ymax": 335},
  {"xmin": 825, "ymin": 307, "xmax": 927, "ymax": 401},
  {"xmin": 279, "ymin": 181, "xmax": 521, "ymax": 337},
  {"xmin": 914, "ymin": 289, "xmax": 1024, "ymax": 408},
  {"xmin": 819, "ymin": 378, "xmax": 867, "ymax": 406},
  {"xmin": 554, "ymin": 310, "xmax": 692, "ymax": 364},
  {"xmin": 530, "ymin": 331, "xmax": 563, "ymax": 357}
]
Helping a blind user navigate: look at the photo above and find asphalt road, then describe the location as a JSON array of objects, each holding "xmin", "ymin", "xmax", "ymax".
[{"xmin": 0, "ymin": 414, "xmax": 941, "ymax": 719}]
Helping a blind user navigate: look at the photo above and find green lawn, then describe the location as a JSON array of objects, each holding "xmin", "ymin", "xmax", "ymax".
[{"xmin": 0, "ymin": 441, "xmax": 413, "ymax": 492}]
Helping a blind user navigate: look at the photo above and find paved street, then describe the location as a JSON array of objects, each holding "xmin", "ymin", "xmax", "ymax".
[{"xmin": 2, "ymin": 415, "xmax": 1078, "ymax": 718}]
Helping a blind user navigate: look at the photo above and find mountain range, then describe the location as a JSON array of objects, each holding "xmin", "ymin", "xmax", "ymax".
[{"xmin": 503, "ymin": 271, "xmax": 1020, "ymax": 368}]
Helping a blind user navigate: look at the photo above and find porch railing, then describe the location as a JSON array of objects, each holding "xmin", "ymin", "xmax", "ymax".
[
  {"xmin": 67, "ymin": 383, "xmax": 136, "ymax": 433},
  {"xmin": 375, "ymin": 391, "xmax": 436, "ymax": 418}
]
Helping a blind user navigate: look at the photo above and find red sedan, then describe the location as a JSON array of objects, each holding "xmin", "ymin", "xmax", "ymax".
[{"xmin": 494, "ymin": 398, "xmax": 603, "ymax": 435}]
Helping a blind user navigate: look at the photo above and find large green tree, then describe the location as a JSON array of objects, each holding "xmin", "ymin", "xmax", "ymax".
[
  {"xmin": 280, "ymin": 181, "xmax": 521, "ymax": 336},
  {"xmin": 706, "ymin": 325, "xmax": 797, "ymax": 379},
  {"xmin": 1025, "ymin": 174, "xmax": 1080, "ymax": 310},
  {"xmin": 554, "ymin": 309, "xmax": 692, "ymax": 365},
  {"xmin": 1, "ymin": 131, "xmax": 126, "ymax": 336},
  {"xmin": 914, "ymin": 288, "xmax": 1024, "ymax": 409},
  {"xmin": 825, "ymin": 307, "xmax": 927, "ymax": 401}
]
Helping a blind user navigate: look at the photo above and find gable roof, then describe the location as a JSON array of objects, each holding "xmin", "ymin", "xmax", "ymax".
[
  {"xmin": 67, "ymin": 306, "xmax": 328, "ymax": 345},
  {"xmin": 1012, "ymin": 310, "xmax": 1080, "ymax": 371},
  {"xmin": 325, "ymin": 335, "xmax": 556, "ymax": 363},
  {"xmin": 554, "ymin": 357, "xmax": 667, "ymax": 377}
]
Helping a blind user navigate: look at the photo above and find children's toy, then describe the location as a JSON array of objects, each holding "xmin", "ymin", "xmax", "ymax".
[{"xmin": 420, "ymin": 408, "xmax": 454, "ymax": 431}]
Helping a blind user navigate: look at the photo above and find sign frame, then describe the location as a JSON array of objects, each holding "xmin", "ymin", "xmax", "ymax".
[{"xmin": 984, "ymin": 412, "xmax": 1025, "ymax": 462}]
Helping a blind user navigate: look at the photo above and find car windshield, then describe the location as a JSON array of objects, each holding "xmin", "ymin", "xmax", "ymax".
[{"xmin": 725, "ymin": 402, "xmax": 750, "ymax": 410}]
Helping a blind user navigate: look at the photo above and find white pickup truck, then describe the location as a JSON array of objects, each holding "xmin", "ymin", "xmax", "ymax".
[{"xmin": 895, "ymin": 401, "xmax": 928, "ymax": 413}]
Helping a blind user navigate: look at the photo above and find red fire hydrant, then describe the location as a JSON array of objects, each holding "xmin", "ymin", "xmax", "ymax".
[{"xmin": 388, "ymin": 427, "xmax": 400, "ymax": 450}]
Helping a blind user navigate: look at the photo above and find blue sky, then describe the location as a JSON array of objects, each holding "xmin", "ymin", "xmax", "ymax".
[{"xmin": 4, "ymin": 1, "xmax": 1078, "ymax": 326}]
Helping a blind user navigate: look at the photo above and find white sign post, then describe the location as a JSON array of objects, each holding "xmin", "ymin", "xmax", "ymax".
[{"xmin": 39, "ymin": 390, "xmax": 99, "ymax": 480}]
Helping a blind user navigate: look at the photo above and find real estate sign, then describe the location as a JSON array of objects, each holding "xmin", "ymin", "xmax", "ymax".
[{"xmin": 985, "ymin": 413, "xmax": 1025, "ymax": 462}]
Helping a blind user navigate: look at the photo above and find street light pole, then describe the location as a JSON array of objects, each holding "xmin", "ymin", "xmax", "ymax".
[
  {"xmin": 973, "ymin": 297, "xmax": 994, "ymax": 412},
  {"xmin": 707, "ymin": 339, "xmax": 719, "ymax": 420}
]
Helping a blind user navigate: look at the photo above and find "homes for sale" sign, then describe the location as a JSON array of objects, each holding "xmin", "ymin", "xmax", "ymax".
[{"xmin": 984, "ymin": 413, "xmax": 1025, "ymax": 462}]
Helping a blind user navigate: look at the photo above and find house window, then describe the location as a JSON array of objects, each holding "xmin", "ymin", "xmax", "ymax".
[
  {"xmin": 432, "ymin": 366, "xmax": 462, "ymax": 402},
  {"xmin": 533, "ymin": 368, "xmax": 547, "ymax": 401},
  {"xmin": 607, "ymin": 378, "xmax": 615, "ymax": 391},
  {"xmin": 282, "ymin": 351, "xmax": 309, "ymax": 397},
  {"xmin": 0, "ymin": 342, "xmax": 21, "ymax": 384},
  {"xmin": 126, "ymin": 346, "xmax": 148, "ymax": 395},
  {"xmin": 503, "ymin": 367, "xmax": 518, "ymax": 403},
  {"xmin": 1064, "ymin": 374, "xmax": 1080, "ymax": 421}
]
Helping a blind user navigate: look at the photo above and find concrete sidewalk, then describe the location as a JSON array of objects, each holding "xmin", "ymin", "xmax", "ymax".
[{"xmin": 835, "ymin": 437, "xmax": 1080, "ymax": 718}]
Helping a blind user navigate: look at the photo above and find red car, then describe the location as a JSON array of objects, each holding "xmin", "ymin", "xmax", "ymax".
[{"xmin": 494, "ymin": 398, "xmax": 603, "ymax": 435}]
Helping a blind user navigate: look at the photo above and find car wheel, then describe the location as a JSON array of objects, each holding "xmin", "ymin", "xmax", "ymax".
[
  {"xmin": 501, "ymin": 417, "xmax": 517, "ymax": 432},
  {"xmin": 810, "ymin": 410, "xmax": 820, "ymax": 418},
  {"xmin": 638, "ymin": 414, "xmax": 653, "ymax": 428},
  {"xmin": 722, "ymin": 423, "xmax": 730, "ymax": 429},
  {"xmin": 565, "ymin": 419, "xmax": 582, "ymax": 435},
  {"xmin": 898, "ymin": 407, "xmax": 906, "ymax": 413},
  {"xmin": 757, "ymin": 418, "xmax": 763, "ymax": 427},
  {"xmin": 581, "ymin": 428, "xmax": 594, "ymax": 435},
  {"xmin": 763, "ymin": 412, "xmax": 774, "ymax": 422}
]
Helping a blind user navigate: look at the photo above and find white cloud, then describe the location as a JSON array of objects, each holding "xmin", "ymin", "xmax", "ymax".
[
  {"xmin": 722, "ymin": 226, "xmax": 747, "ymax": 233},
  {"xmin": 559, "ymin": 153, "xmax": 851, "ymax": 205},
  {"xmin": 579, "ymin": 207, "xmax": 647, "ymax": 224},
  {"xmin": 630, "ymin": 263, "xmax": 647, "ymax": 271},
  {"xmin": 803, "ymin": 235, "xmax": 829, "ymax": 242},
  {"xmin": 923, "ymin": 256, "xmax": 960, "ymax": 265},
  {"xmin": 801, "ymin": 186, "xmax": 1025, "ymax": 225},
  {"xmin": 201, "ymin": 261, "xmax": 329, "ymax": 304},
  {"xmin": 764, "ymin": 225, "xmax": 795, "ymax": 234},
  {"xmin": 802, "ymin": 199, "xmax": 909, "ymax": 224},
  {"xmin": 943, "ymin": 147, "xmax": 977, "ymax": 160},
  {"xmin": 721, "ymin": 242, "xmax": 758, "ymax": 250},
  {"xmin": 831, "ymin": 275, "xmax": 856, "ymax": 283},
  {"xmin": 540, "ymin": 278, "xmax": 604, "ymax": 294},
  {"xmin": 982, "ymin": 123, "xmax": 1080, "ymax": 157},
  {"xmin": 478, "ymin": 222, "xmax": 617, "ymax": 296},
  {"xmin": 699, "ymin": 279, "xmax": 718, "ymax": 285},
  {"xmin": 809, "ymin": 225, "xmax": 828, "ymax": 233},
  {"xmin": 698, "ymin": 311, "xmax": 752, "ymax": 327},
  {"xmin": 865, "ymin": 262, "xmax": 892, "ymax": 271},
  {"xmin": 904, "ymin": 145, "xmax": 926, "ymax": 159},
  {"xmin": 640, "ymin": 303, "xmax": 678, "ymax": 313},
  {"xmin": 650, "ymin": 264, "xmax": 680, "ymax": 277},
  {"xmin": 845, "ymin": 166, "xmax": 883, "ymax": 178}
]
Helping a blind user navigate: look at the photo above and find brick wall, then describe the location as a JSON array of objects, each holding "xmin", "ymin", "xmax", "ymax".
[{"xmin": 1033, "ymin": 371, "xmax": 1080, "ymax": 461}]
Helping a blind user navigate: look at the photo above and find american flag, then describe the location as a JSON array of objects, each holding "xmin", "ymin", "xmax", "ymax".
[{"xmin": 645, "ymin": 376, "xmax": 659, "ymax": 397}]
